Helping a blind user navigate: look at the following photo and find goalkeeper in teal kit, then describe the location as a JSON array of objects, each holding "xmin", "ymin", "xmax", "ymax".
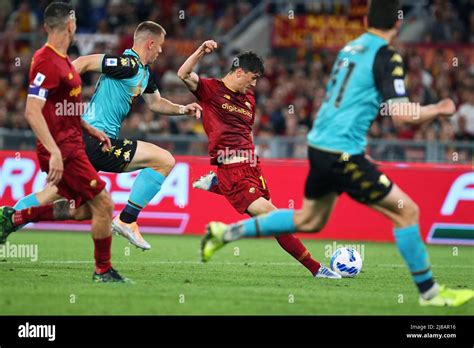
[
  {"xmin": 12, "ymin": 21, "xmax": 202, "ymax": 250},
  {"xmin": 202, "ymin": 0, "xmax": 473, "ymax": 307}
]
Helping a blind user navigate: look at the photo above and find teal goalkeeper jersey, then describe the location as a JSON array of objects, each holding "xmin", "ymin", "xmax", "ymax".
[
  {"xmin": 307, "ymin": 32, "xmax": 409, "ymax": 154},
  {"xmin": 82, "ymin": 48, "xmax": 158, "ymax": 139}
]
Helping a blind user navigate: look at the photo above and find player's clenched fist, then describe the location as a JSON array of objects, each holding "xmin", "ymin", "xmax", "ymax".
[
  {"xmin": 436, "ymin": 98, "xmax": 456, "ymax": 117},
  {"xmin": 182, "ymin": 102, "xmax": 203, "ymax": 119},
  {"xmin": 200, "ymin": 40, "xmax": 217, "ymax": 55}
]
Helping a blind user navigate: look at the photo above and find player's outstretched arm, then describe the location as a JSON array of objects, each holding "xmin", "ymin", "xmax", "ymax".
[
  {"xmin": 177, "ymin": 40, "xmax": 217, "ymax": 92},
  {"xmin": 142, "ymin": 90, "xmax": 202, "ymax": 119},
  {"xmin": 25, "ymin": 97, "xmax": 63, "ymax": 185},
  {"xmin": 72, "ymin": 54, "xmax": 104, "ymax": 74},
  {"xmin": 390, "ymin": 98, "xmax": 456, "ymax": 128},
  {"xmin": 73, "ymin": 54, "xmax": 138, "ymax": 78},
  {"xmin": 373, "ymin": 46, "xmax": 456, "ymax": 128}
]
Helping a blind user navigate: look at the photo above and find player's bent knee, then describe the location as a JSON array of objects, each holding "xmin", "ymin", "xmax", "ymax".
[
  {"xmin": 70, "ymin": 204, "xmax": 92, "ymax": 221},
  {"xmin": 296, "ymin": 215, "xmax": 325, "ymax": 233},
  {"xmin": 295, "ymin": 210, "xmax": 328, "ymax": 233},
  {"xmin": 92, "ymin": 191, "xmax": 114, "ymax": 217},
  {"xmin": 306, "ymin": 220, "xmax": 325, "ymax": 233},
  {"xmin": 411, "ymin": 202, "xmax": 420, "ymax": 220},
  {"xmin": 101, "ymin": 195, "xmax": 114, "ymax": 217},
  {"xmin": 401, "ymin": 201, "xmax": 420, "ymax": 225},
  {"xmin": 160, "ymin": 152, "xmax": 176, "ymax": 175},
  {"xmin": 151, "ymin": 150, "xmax": 175, "ymax": 176}
]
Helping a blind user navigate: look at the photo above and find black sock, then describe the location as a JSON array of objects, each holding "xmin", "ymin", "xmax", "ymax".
[
  {"xmin": 119, "ymin": 203, "xmax": 140, "ymax": 223},
  {"xmin": 417, "ymin": 278, "xmax": 435, "ymax": 293}
]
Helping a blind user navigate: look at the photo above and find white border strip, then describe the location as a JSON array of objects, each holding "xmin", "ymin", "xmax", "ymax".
[
  {"xmin": 26, "ymin": 211, "xmax": 189, "ymax": 235},
  {"xmin": 427, "ymin": 223, "xmax": 474, "ymax": 246}
]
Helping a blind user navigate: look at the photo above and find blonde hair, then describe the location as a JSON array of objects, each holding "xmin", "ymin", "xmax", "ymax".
[{"xmin": 134, "ymin": 21, "xmax": 166, "ymax": 41}]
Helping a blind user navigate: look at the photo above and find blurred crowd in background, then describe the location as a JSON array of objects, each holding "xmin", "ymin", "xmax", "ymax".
[{"xmin": 0, "ymin": 0, "xmax": 473, "ymax": 160}]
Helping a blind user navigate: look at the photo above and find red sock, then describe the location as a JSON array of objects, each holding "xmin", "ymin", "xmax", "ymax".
[
  {"xmin": 276, "ymin": 234, "xmax": 321, "ymax": 276},
  {"xmin": 12, "ymin": 205, "xmax": 55, "ymax": 227},
  {"xmin": 93, "ymin": 236, "xmax": 112, "ymax": 274}
]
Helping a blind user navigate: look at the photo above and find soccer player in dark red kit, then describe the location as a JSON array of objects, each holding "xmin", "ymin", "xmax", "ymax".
[
  {"xmin": 0, "ymin": 2, "xmax": 129, "ymax": 282},
  {"xmin": 178, "ymin": 41, "xmax": 340, "ymax": 278}
]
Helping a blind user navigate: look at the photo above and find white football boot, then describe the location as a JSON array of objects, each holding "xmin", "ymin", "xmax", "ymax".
[
  {"xmin": 112, "ymin": 216, "xmax": 151, "ymax": 251},
  {"xmin": 192, "ymin": 171, "xmax": 218, "ymax": 191},
  {"xmin": 315, "ymin": 264, "xmax": 342, "ymax": 279}
]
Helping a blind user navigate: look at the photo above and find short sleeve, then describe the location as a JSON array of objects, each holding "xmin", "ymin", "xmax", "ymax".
[
  {"xmin": 192, "ymin": 77, "xmax": 215, "ymax": 101},
  {"xmin": 373, "ymin": 45, "xmax": 409, "ymax": 102},
  {"xmin": 101, "ymin": 54, "xmax": 139, "ymax": 79},
  {"xmin": 28, "ymin": 59, "xmax": 60, "ymax": 100},
  {"xmin": 143, "ymin": 74, "xmax": 158, "ymax": 94}
]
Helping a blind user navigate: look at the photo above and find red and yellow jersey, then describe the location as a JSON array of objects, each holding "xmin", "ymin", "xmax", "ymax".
[
  {"xmin": 192, "ymin": 77, "xmax": 256, "ymax": 165},
  {"xmin": 28, "ymin": 44, "xmax": 83, "ymax": 154}
]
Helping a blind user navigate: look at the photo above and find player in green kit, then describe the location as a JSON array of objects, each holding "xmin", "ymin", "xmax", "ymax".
[
  {"xmin": 201, "ymin": 0, "xmax": 473, "ymax": 307},
  {"xmin": 10, "ymin": 21, "xmax": 202, "ymax": 250}
]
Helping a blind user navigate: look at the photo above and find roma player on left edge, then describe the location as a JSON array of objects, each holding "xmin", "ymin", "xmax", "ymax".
[{"xmin": 0, "ymin": 2, "xmax": 129, "ymax": 282}]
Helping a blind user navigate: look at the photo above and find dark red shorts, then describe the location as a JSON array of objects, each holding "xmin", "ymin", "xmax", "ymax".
[
  {"xmin": 37, "ymin": 147, "xmax": 106, "ymax": 207},
  {"xmin": 216, "ymin": 161, "xmax": 270, "ymax": 214}
]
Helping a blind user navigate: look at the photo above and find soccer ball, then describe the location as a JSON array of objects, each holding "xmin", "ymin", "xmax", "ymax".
[{"xmin": 330, "ymin": 247, "xmax": 363, "ymax": 278}]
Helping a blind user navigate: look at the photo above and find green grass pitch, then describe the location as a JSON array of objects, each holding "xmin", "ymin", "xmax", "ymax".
[{"xmin": 0, "ymin": 231, "xmax": 473, "ymax": 315}]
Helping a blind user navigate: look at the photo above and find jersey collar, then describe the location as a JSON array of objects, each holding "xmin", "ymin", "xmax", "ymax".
[
  {"xmin": 125, "ymin": 48, "xmax": 145, "ymax": 67},
  {"xmin": 45, "ymin": 43, "xmax": 67, "ymax": 58},
  {"xmin": 221, "ymin": 80, "xmax": 241, "ymax": 95},
  {"xmin": 366, "ymin": 30, "xmax": 389, "ymax": 44}
]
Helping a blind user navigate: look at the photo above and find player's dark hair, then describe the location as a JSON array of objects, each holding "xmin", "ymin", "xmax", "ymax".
[
  {"xmin": 230, "ymin": 51, "xmax": 264, "ymax": 75},
  {"xmin": 134, "ymin": 21, "xmax": 166, "ymax": 39},
  {"xmin": 44, "ymin": 2, "xmax": 75, "ymax": 30},
  {"xmin": 367, "ymin": 0, "xmax": 401, "ymax": 30}
]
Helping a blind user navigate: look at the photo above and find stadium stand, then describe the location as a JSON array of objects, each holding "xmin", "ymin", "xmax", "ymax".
[{"xmin": 0, "ymin": 0, "xmax": 472, "ymax": 161}]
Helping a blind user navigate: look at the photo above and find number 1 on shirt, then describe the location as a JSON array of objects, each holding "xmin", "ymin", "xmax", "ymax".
[{"xmin": 325, "ymin": 60, "xmax": 356, "ymax": 108}]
